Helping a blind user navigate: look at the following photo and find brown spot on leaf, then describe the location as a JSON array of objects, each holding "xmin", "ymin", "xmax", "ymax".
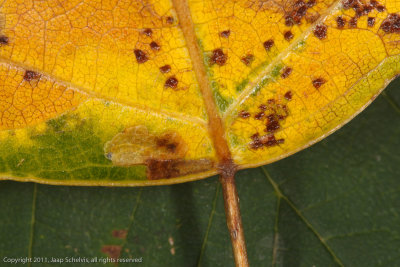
[
  {"xmin": 262, "ymin": 134, "xmax": 285, "ymax": 147},
  {"xmin": 284, "ymin": 91, "xmax": 293, "ymax": 100},
  {"xmin": 367, "ymin": 17, "xmax": 376, "ymax": 27},
  {"xmin": 239, "ymin": 110, "xmax": 251, "ymax": 118},
  {"xmin": 146, "ymin": 158, "xmax": 215, "ymax": 180},
  {"xmin": 380, "ymin": 14, "xmax": 400, "ymax": 33},
  {"xmin": 165, "ymin": 76, "xmax": 178, "ymax": 89},
  {"xmin": 259, "ymin": 104, "xmax": 267, "ymax": 111},
  {"xmin": 370, "ymin": 0, "xmax": 378, "ymax": 7},
  {"xmin": 376, "ymin": 5, "xmax": 385, "ymax": 12},
  {"xmin": 156, "ymin": 133, "xmax": 181, "ymax": 153},
  {"xmin": 166, "ymin": 16, "xmax": 174, "ymax": 24},
  {"xmin": 312, "ymin": 78, "xmax": 326, "ymax": 88},
  {"xmin": 250, "ymin": 133, "xmax": 263, "ymax": 149},
  {"xmin": 101, "ymin": 245, "xmax": 121, "ymax": 260},
  {"xmin": 24, "ymin": 70, "xmax": 40, "ymax": 81},
  {"xmin": 337, "ymin": 16, "xmax": 346, "ymax": 28},
  {"xmin": 281, "ymin": 67, "xmax": 292, "ymax": 79},
  {"xmin": 220, "ymin": 30, "xmax": 231, "ymax": 38},
  {"xmin": 255, "ymin": 112, "xmax": 265, "ymax": 120},
  {"xmin": 134, "ymin": 49, "xmax": 148, "ymax": 64},
  {"xmin": 265, "ymin": 114, "xmax": 280, "ymax": 133},
  {"xmin": 284, "ymin": 31, "xmax": 294, "ymax": 41},
  {"xmin": 313, "ymin": 24, "xmax": 327, "ymax": 39},
  {"xmin": 112, "ymin": 230, "xmax": 128, "ymax": 239},
  {"xmin": 342, "ymin": 0, "xmax": 355, "ymax": 10},
  {"xmin": 241, "ymin": 54, "xmax": 255, "ymax": 66},
  {"xmin": 0, "ymin": 35, "xmax": 9, "ymax": 45},
  {"xmin": 160, "ymin": 65, "xmax": 171, "ymax": 73},
  {"xmin": 285, "ymin": 16, "xmax": 295, "ymax": 27},
  {"xmin": 250, "ymin": 133, "xmax": 284, "ymax": 149},
  {"xmin": 143, "ymin": 28, "xmax": 153, "ymax": 37},
  {"xmin": 349, "ymin": 17, "xmax": 358, "ymax": 28},
  {"xmin": 210, "ymin": 48, "xmax": 227, "ymax": 66},
  {"xmin": 150, "ymin": 41, "xmax": 160, "ymax": 51},
  {"xmin": 306, "ymin": 0, "xmax": 316, "ymax": 8},
  {"xmin": 263, "ymin": 39, "xmax": 274, "ymax": 51},
  {"xmin": 282, "ymin": 0, "xmax": 316, "ymax": 26}
]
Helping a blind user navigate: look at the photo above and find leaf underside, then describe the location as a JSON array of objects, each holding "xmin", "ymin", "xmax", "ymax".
[{"xmin": 0, "ymin": 0, "xmax": 399, "ymax": 185}]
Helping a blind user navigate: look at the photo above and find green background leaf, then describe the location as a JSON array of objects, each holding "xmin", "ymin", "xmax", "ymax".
[{"xmin": 0, "ymin": 79, "xmax": 399, "ymax": 266}]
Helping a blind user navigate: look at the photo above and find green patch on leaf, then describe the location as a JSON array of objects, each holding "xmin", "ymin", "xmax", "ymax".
[
  {"xmin": 271, "ymin": 64, "xmax": 283, "ymax": 78},
  {"xmin": 0, "ymin": 114, "xmax": 147, "ymax": 182},
  {"xmin": 236, "ymin": 79, "xmax": 249, "ymax": 93}
]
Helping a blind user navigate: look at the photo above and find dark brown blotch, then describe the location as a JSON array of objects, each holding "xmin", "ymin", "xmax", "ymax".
[
  {"xmin": 160, "ymin": 65, "xmax": 171, "ymax": 73},
  {"xmin": 250, "ymin": 133, "xmax": 284, "ymax": 149},
  {"xmin": 281, "ymin": 67, "xmax": 292, "ymax": 79},
  {"xmin": 166, "ymin": 16, "xmax": 174, "ymax": 24},
  {"xmin": 284, "ymin": 91, "xmax": 293, "ymax": 100},
  {"xmin": 380, "ymin": 14, "xmax": 400, "ymax": 33},
  {"xmin": 165, "ymin": 76, "xmax": 179, "ymax": 89},
  {"xmin": 285, "ymin": 16, "xmax": 295, "ymax": 27},
  {"xmin": 259, "ymin": 104, "xmax": 267, "ymax": 111},
  {"xmin": 337, "ymin": 16, "xmax": 346, "ymax": 28},
  {"xmin": 370, "ymin": 0, "xmax": 378, "ymax": 7},
  {"xmin": 367, "ymin": 17, "xmax": 376, "ymax": 27},
  {"xmin": 263, "ymin": 134, "xmax": 285, "ymax": 147},
  {"xmin": 210, "ymin": 48, "xmax": 227, "ymax": 66},
  {"xmin": 150, "ymin": 41, "xmax": 161, "ymax": 51},
  {"xmin": 156, "ymin": 135, "xmax": 179, "ymax": 153},
  {"xmin": 134, "ymin": 49, "xmax": 148, "ymax": 64},
  {"xmin": 284, "ymin": 31, "xmax": 294, "ymax": 41},
  {"xmin": 239, "ymin": 110, "xmax": 251, "ymax": 119},
  {"xmin": 24, "ymin": 70, "xmax": 40, "ymax": 81},
  {"xmin": 0, "ymin": 35, "xmax": 9, "ymax": 45},
  {"xmin": 143, "ymin": 28, "xmax": 153, "ymax": 37},
  {"xmin": 266, "ymin": 114, "xmax": 280, "ymax": 133},
  {"xmin": 241, "ymin": 54, "xmax": 255, "ymax": 66},
  {"xmin": 146, "ymin": 158, "xmax": 214, "ymax": 180},
  {"xmin": 284, "ymin": 0, "xmax": 314, "ymax": 26},
  {"xmin": 250, "ymin": 133, "xmax": 263, "ymax": 149},
  {"xmin": 342, "ymin": 0, "xmax": 355, "ymax": 10},
  {"xmin": 313, "ymin": 24, "xmax": 327, "ymax": 39},
  {"xmin": 376, "ymin": 5, "xmax": 385, "ymax": 12},
  {"xmin": 220, "ymin": 30, "xmax": 231, "ymax": 38},
  {"xmin": 263, "ymin": 39, "xmax": 274, "ymax": 51},
  {"xmin": 306, "ymin": 0, "xmax": 316, "ymax": 8},
  {"xmin": 254, "ymin": 112, "xmax": 265, "ymax": 120},
  {"xmin": 312, "ymin": 78, "xmax": 326, "ymax": 89}
]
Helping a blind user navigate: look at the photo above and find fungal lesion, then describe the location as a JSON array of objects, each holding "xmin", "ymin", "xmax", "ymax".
[
  {"xmin": 104, "ymin": 125, "xmax": 214, "ymax": 180},
  {"xmin": 238, "ymin": 92, "xmax": 293, "ymax": 150}
]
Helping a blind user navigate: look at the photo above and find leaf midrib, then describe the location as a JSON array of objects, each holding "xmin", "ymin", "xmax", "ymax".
[{"xmin": 171, "ymin": 0, "xmax": 232, "ymax": 164}]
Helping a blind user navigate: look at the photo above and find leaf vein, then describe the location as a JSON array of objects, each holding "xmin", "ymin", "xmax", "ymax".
[
  {"xmin": 197, "ymin": 182, "xmax": 221, "ymax": 267},
  {"xmin": 261, "ymin": 166, "xmax": 344, "ymax": 267}
]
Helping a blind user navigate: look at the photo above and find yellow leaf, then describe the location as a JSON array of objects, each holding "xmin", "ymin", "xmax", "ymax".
[{"xmin": 0, "ymin": 0, "xmax": 399, "ymax": 185}]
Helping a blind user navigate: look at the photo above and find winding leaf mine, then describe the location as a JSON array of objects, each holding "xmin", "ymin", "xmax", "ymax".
[{"xmin": 0, "ymin": 0, "xmax": 399, "ymax": 185}]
